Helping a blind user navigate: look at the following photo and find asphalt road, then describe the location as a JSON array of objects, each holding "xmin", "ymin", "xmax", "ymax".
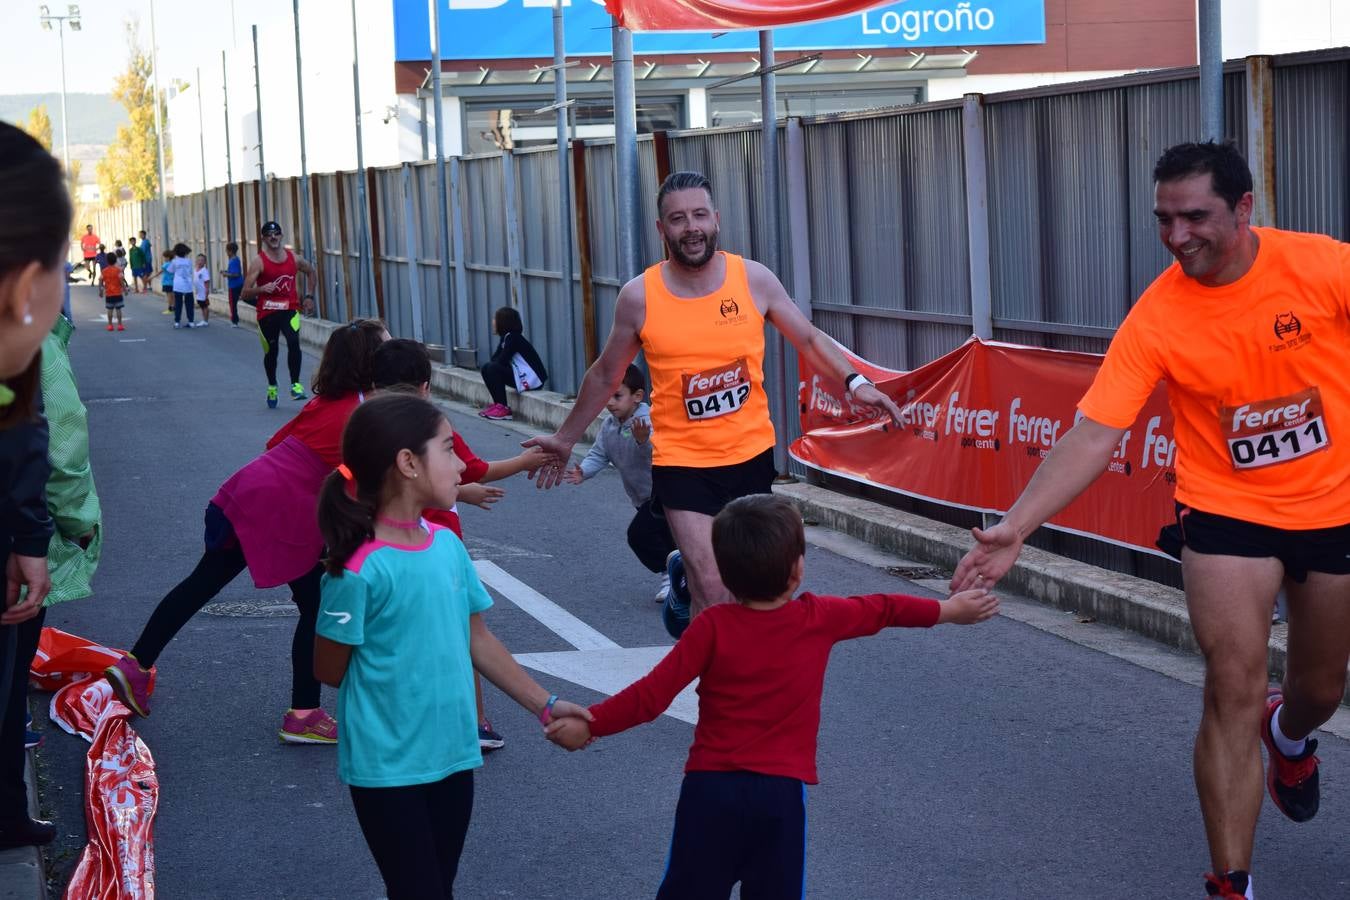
[{"xmin": 30, "ymin": 284, "xmax": 1350, "ymax": 899}]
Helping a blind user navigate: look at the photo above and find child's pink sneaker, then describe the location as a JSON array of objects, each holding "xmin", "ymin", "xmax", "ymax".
[
  {"xmin": 279, "ymin": 708, "xmax": 338, "ymax": 745},
  {"xmin": 104, "ymin": 655, "xmax": 153, "ymax": 717},
  {"xmin": 478, "ymin": 403, "xmax": 513, "ymax": 421}
]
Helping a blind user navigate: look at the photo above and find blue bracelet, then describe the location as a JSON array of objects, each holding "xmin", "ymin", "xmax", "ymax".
[{"xmin": 539, "ymin": 694, "xmax": 558, "ymax": 725}]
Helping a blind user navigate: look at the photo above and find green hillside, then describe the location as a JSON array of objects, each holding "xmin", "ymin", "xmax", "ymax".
[{"xmin": 0, "ymin": 93, "xmax": 128, "ymax": 146}]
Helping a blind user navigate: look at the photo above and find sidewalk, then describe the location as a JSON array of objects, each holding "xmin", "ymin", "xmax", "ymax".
[
  {"xmin": 0, "ymin": 753, "xmax": 46, "ymax": 899},
  {"xmin": 210, "ymin": 293, "xmax": 1315, "ymax": 698}
]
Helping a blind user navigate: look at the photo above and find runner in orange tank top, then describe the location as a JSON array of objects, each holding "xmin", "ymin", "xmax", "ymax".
[
  {"xmin": 526, "ymin": 172, "xmax": 901, "ymax": 632},
  {"xmin": 951, "ymin": 142, "xmax": 1350, "ymax": 900}
]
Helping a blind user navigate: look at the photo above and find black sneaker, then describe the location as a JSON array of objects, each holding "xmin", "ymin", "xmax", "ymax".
[
  {"xmin": 1261, "ymin": 688, "xmax": 1320, "ymax": 822},
  {"xmin": 478, "ymin": 722, "xmax": 505, "ymax": 753},
  {"xmin": 661, "ymin": 551, "xmax": 691, "ymax": 639},
  {"xmin": 1204, "ymin": 870, "xmax": 1249, "ymax": 898}
]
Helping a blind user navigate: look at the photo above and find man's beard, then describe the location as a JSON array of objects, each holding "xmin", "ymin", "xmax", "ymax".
[{"xmin": 665, "ymin": 227, "xmax": 718, "ymax": 269}]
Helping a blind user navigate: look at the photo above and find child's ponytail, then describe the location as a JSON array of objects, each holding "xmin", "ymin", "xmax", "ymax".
[
  {"xmin": 319, "ymin": 393, "xmax": 447, "ymax": 575},
  {"xmin": 318, "ymin": 468, "xmax": 377, "ymax": 576}
]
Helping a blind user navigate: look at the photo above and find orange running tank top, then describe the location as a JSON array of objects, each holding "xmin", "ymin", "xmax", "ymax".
[{"xmin": 639, "ymin": 252, "xmax": 776, "ymax": 468}]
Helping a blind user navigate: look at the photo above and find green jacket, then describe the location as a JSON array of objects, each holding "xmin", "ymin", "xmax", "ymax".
[{"xmin": 39, "ymin": 316, "xmax": 101, "ymax": 605}]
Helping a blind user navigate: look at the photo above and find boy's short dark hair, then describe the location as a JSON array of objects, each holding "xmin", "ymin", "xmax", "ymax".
[
  {"xmin": 226, "ymin": 241, "xmax": 239, "ymax": 254},
  {"xmin": 621, "ymin": 364, "xmax": 646, "ymax": 396},
  {"xmin": 1152, "ymin": 141, "xmax": 1253, "ymax": 211},
  {"xmin": 172, "ymin": 242, "xmax": 190, "ymax": 257},
  {"xmin": 372, "ymin": 338, "xmax": 432, "ymax": 390},
  {"xmin": 712, "ymin": 495, "xmax": 805, "ymax": 602},
  {"xmin": 104, "ymin": 252, "xmax": 117, "ymax": 267}
]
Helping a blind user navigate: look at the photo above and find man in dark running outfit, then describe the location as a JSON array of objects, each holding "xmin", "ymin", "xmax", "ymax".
[{"xmin": 240, "ymin": 221, "xmax": 317, "ymax": 408}]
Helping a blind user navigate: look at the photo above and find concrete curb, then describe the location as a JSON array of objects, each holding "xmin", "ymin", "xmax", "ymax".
[{"xmin": 206, "ymin": 291, "xmax": 1309, "ymax": 696}]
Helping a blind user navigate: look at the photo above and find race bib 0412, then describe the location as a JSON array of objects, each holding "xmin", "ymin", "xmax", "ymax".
[
  {"xmin": 1220, "ymin": 386, "xmax": 1332, "ymax": 470},
  {"xmin": 682, "ymin": 357, "xmax": 752, "ymax": 421}
]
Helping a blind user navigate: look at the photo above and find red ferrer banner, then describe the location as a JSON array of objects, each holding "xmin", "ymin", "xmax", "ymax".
[
  {"xmin": 792, "ymin": 338, "xmax": 1179, "ymax": 554},
  {"xmin": 604, "ymin": 0, "xmax": 892, "ymax": 31}
]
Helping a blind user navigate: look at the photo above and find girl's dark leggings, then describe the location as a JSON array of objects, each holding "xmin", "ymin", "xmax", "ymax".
[
  {"xmin": 349, "ymin": 770, "xmax": 474, "ymax": 899},
  {"xmin": 130, "ymin": 544, "xmax": 323, "ymax": 709}
]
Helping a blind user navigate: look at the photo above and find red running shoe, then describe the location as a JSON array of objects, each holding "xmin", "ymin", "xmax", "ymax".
[{"xmin": 1260, "ymin": 687, "xmax": 1320, "ymax": 822}]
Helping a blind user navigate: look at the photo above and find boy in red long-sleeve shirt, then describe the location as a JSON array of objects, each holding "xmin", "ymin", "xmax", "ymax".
[{"xmin": 547, "ymin": 494, "xmax": 998, "ymax": 899}]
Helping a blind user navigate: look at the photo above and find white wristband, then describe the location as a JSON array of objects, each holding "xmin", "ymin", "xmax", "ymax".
[{"xmin": 845, "ymin": 372, "xmax": 872, "ymax": 394}]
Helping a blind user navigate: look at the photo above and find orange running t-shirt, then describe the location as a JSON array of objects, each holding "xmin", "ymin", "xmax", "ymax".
[
  {"xmin": 81, "ymin": 233, "xmax": 100, "ymax": 259},
  {"xmin": 1078, "ymin": 227, "xmax": 1350, "ymax": 529},
  {"xmin": 639, "ymin": 252, "xmax": 776, "ymax": 468},
  {"xmin": 100, "ymin": 266, "xmax": 124, "ymax": 297}
]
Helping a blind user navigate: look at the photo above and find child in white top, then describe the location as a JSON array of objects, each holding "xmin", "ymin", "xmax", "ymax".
[{"xmin": 192, "ymin": 254, "xmax": 211, "ymax": 327}]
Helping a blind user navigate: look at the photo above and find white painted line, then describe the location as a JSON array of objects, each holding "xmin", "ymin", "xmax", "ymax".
[
  {"xmin": 474, "ymin": 560, "xmax": 620, "ymax": 651},
  {"xmin": 118, "ymin": 339, "xmax": 147, "ymax": 343},
  {"xmin": 515, "ymin": 647, "xmax": 699, "ymax": 724}
]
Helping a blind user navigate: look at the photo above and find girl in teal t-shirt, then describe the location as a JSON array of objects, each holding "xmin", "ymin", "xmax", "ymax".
[{"xmin": 314, "ymin": 393, "xmax": 590, "ymax": 897}]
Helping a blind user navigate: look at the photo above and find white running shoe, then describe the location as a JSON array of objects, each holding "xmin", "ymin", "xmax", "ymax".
[{"xmin": 656, "ymin": 572, "xmax": 671, "ymax": 603}]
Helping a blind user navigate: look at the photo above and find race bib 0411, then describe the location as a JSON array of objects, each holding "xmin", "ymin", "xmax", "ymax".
[
  {"xmin": 1220, "ymin": 386, "xmax": 1332, "ymax": 470},
  {"xmin": 682, "ymin": 357, "xmax": 752, "ymax": 421}
]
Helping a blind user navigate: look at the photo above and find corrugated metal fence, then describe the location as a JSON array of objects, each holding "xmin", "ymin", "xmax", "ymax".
[{"xmin": 91, "ymin": 48, "xmax": 1350, "ymax": 579}]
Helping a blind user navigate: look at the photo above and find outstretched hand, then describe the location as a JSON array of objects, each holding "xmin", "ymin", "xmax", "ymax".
[
  {"xmin": 950, "ymin": 521, "xmax": 1023, "ymax": 592},
  {"xmin": 562, "ymin": 465, "xmax": 584, "ymax": 485},
  {"xmin": 522, "ymin": 433, "xmax": 574, "ymax": 489},
  {"xmin": 851, "ymin": 382, "xmax": 903, "ymax": 426},
  {"xmin": 938, "ymin": 587, "xmax": 999, "ymax": 625},
  {"xmin": 458, "ymin": 483, "xmax": 504, "ymax": 510}
]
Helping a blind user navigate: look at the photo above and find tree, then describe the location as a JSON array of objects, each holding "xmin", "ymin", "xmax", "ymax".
[
  {"xmin": 96, "ymin": 20, "xmax": 168, "ymax": 205},
  {"xmin": 22, "ymin": 105, "xmax": 53, "ymax": 152}
]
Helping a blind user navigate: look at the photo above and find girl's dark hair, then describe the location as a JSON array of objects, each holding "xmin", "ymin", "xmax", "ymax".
[
  {"xmin": 172, "ymin": 242, "xmax": 190, "ymax": 257},
  {"xmin": 0, "ymin": 123, "xmax": 68, "ymax": 426},
  {"xmin": 493, "ymin": 306, "xmax": 523, "ymax": 335},
  {"xmin": 226, "ymin": 241, "xmax": 239, "ymax": 254},
  {"xmin": 712, "ymin": 494, "xmax": 806, "ymax": 602},
  {"xmin": 318, "ymin": 393, "xmax": 446, "ymax": 575},
  {"xmin": 372, "ymin": 338, "xmax": 431, "ymax": 390},
  {"xmin": 0, "ymin": 122, "xmax": 72, "ymax": 279},
  {"xmin": 311, "ymin": 318, "xmax": 386, "ymax": 398}
]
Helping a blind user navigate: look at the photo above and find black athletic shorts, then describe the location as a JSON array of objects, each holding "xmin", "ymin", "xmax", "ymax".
[
  {"xmin": 1157, "ymin": 502, "xmax": 1350, "ymax": 583},
  {"xmin": 651, "ymin": 447, "xmax": 775, "ymax": 517}
]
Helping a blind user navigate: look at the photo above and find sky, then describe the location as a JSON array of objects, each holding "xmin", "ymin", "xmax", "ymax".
[{"xmin": 1, "ymin": 0, "xmax": 295, "ymax": 96}]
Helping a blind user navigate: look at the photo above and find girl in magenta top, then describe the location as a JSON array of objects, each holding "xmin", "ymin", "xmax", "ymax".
[{"xmin": 105, "ymin": 319, "xmax": 388, "ymax": 746}]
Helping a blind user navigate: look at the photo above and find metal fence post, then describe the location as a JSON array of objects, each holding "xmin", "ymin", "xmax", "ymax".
[
  {"xmin": 449, "ymin": 157, "xmax": 476, "ymax": 366},
  {"xmin": 962, "ymin": 93, "xmax": 994, "ymax": 340},
  {"xmin": 428, "ymin": 0, "xmax": 457, "ymax": 350},
  {"xmin": 1245, "ymin": 55, "xmax": 1277, "ymax": 226},
  {"xmin": 1199, "ymin": 0, "xmax": 1224, "ymax": 142},
  {"xmin": 252, "ymin": 25, "xmax": 268, "ymax": 224},
  {"xmin": 784, "ymin": 118, "xmax": 813, "ymax": 319},
  {"xmin": 611, "ymin": 20, "xmax": 640, "ymax": 284},
  {"xmin": 501, "ymin": 150, "xmax": 524, "ymax": 313},
  {"xmin": 401, "ymin": 164, "xmax": 425, "ymax": 342}
]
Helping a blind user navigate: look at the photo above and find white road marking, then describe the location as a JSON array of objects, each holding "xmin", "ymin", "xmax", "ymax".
[
  {"xmin": 118, "ymin": 339, "xmax": 147, "ymax": 343},
  {"xmin": 474, "ymin": 560, "xmax": 619, "ymax": 651},
  {"xmin": 473, "ymin": 559, "xmax": 699, "ymax": 724}
]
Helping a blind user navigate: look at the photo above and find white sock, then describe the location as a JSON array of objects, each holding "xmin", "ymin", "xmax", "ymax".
[{"xmin": 1270, "ymin": 703, "xmax": 1307, "ymax": 758}]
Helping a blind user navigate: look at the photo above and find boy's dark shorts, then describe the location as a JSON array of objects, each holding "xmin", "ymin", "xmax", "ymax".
[
  {"xmin": 1157, "ymin": 502, "xmax": 1350, "ymax": 583},
  {"xmin": 652, "ymin": 447, "xmax": 775, "ymax": 517},
  {"xmin": 162, "ymin": 284, "xmax": 173, "ymax": 297},
  {"xmin": 104, "ymin": 296, "xmax": 125, "ymax": 310}
]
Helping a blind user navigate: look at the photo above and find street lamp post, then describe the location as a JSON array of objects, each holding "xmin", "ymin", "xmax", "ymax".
[{"xmin": 38, "ymin": 4, "xmax": 80, "ymax": 184}]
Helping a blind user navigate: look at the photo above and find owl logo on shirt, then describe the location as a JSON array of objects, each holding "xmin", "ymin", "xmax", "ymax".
[{"xmin": 1273, "ymin": 312, "xmax": 1302, "ymax": 339}]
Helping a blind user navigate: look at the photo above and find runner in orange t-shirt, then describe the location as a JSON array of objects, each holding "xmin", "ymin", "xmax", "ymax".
[
  {"xmin": 952, "ymin": 141, "xmax": 1350, "ymax": 900},
  {"xmin": 80, "ymin": 224, "xmax": 100, "ymax": 283},
  {"xmin": 525, "ymin": 171, "xmax": 902, "ymax": 635}
]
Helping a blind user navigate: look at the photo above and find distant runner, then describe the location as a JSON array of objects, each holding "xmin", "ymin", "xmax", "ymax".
[{"xmin": 239, "ymin": 221, "xmax": 317, "ymax": 408}]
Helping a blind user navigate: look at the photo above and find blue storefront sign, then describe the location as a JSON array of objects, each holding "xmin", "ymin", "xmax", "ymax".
[{"xmin": 394, "ymin": 0, "xmax": 1047, "ymax": 62}]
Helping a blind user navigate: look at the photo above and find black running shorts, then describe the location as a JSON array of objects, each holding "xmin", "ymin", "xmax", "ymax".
[
  {"xmin": 1157, "ymin": 502, "xmax": 1350, "ymax": 583},
  {"xmin": 651, "ymin": 447, "xmax": 775, "ymax": 517}
]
